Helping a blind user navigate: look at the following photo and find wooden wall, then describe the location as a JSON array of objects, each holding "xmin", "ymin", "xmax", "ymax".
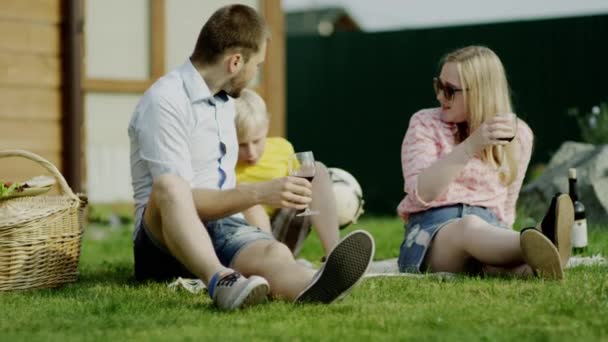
[{"xmin": 0, "ymin": 0, "xmax": 63, "ymax": 182}]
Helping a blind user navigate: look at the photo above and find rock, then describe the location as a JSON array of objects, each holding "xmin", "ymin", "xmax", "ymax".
[{"xmin": 519, "ymin": 141, "xmax": 608, "ymax": 225}]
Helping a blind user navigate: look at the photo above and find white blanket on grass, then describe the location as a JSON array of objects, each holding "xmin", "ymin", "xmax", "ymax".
[
  {"xmin": 168, "ymin": 255, "xmax": 607, "ymax": 294},
  {"xmin": 365, "ymin": 254, "xmax": 607, "ymax": 277}
]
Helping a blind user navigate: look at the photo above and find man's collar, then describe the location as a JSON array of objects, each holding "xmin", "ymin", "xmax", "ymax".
[{"xmin": 179, "ymin": 60, "xmax": 229, "ymax": 104}]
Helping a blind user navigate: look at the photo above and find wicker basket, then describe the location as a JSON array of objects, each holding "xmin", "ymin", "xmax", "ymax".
[{"xmin": 0, "ymin": 150, "xmax": 87, "ymax": 291}]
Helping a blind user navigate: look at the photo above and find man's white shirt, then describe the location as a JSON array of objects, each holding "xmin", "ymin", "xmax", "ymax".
[{"xmin": 129, "ymin": 60, "xmax": 240, "ymax": 235}]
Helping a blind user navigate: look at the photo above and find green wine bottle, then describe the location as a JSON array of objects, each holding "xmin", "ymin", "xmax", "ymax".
[{"xmin": 568, "ymin": 168, "xmax": 588, "ymax": 254}]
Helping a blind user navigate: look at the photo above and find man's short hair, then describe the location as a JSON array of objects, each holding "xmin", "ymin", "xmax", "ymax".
[{"xmin": 191, "ymin": 4, "xmax": 269, "ymax": 64}]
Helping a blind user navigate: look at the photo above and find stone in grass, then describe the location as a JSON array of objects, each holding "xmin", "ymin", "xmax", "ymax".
[{"xmin": 519, "ymin": 141, "xmax": 608, "ymax": 225}]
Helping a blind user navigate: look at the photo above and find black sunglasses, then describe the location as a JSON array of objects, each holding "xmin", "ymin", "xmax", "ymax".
[{"xmin": 433, "ymin": 77, "xmax": 466, "ymax": 101}]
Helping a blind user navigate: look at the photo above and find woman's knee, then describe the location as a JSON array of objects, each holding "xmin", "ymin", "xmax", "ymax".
[
  {"xmin": 459, "ymin": 215, "xmax": 489, "ymax": 239},
  {"xmin": 438, "ymin": 215, "xmax": 487, "ymax": 246}
]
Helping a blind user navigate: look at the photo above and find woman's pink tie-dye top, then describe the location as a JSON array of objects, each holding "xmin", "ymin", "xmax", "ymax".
[{"xmin": 397, "ymin": 108, "xmax": 534, "ymax": 227}]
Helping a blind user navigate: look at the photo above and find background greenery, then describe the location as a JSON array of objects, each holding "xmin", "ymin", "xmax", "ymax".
[{"xmin": 286, "ymin": 14, "xmax": 608, "ymax": 214}]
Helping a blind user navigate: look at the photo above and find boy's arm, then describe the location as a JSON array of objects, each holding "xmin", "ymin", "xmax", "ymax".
[
  {"xmin": 242, "ymin": 205, "xmax": 272, "ymax": 233},
  {"xmin": 192, "ymin": 176, "xmax": 311, "ymax": 221}
]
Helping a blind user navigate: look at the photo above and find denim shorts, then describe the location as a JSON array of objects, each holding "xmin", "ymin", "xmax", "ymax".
[
  {"xmin": 134, "ymin": 214, "xmax": 274, "ymax": 281},
  {"xmin": 397, "ymin": 204, "xmax": 505, "ymax": 273}
]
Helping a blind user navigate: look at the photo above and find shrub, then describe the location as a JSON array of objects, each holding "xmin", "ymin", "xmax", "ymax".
[{"xmin": 568, "ymin": 101, "xmax": 608, "ymax": 144}]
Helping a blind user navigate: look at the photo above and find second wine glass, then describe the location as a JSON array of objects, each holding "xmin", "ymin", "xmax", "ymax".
[{"xmin": 288, "ymin": 151, "xmax": 319, "ymax": 217}]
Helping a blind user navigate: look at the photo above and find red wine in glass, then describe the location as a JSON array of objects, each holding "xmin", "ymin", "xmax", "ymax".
[
  {"xmin": 289, "ymin": 151, "xmax": 319, "ymax": 217},
  {"xmin": 297, "ymin": 175, "xmax": 315, "ymax": 183},
  {"xmin": 498, "ymin": 114, "xmax": 517, "ymax": 142}
]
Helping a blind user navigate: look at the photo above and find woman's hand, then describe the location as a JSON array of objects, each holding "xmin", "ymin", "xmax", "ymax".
[{"xmin": 464, "ymin": 113, "xmax": 517, "ymax": 156}]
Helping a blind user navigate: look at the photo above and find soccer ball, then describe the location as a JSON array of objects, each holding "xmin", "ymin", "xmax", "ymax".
[{"xmin": 328, "ymin": 167, "xmax": 365, "ymax": 229}]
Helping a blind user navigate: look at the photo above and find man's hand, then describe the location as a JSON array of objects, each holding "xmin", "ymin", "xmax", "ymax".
[{"xmin": 257, "ymin": 176, "xmax": 312, "ymax": 210}]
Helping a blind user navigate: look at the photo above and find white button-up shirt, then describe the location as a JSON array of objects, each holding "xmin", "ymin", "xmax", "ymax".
[{"xmin": 129, "ymin": 60, "xmax": 240, "ymax": 233}]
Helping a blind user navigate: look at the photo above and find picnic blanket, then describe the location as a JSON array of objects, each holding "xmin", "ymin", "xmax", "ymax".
[{"xmin": 168, "ymin": 254, "xmax": 607, "ymax": 294}]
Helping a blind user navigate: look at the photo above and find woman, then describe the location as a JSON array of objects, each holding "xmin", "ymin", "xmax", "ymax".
[{"xmin": 397, "ymin": 46, "xmax": 573, "ymax": 279}]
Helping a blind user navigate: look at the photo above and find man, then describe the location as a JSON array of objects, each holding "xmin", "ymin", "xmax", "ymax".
[{"xmin": 129, "ymin": 4, "xmax": 374, "ymax": 311}]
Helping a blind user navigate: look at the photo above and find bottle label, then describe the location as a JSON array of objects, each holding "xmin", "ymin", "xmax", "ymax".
[{"xmin": 571, "ymin": 219, "xmax": 588, "ymax": 247}]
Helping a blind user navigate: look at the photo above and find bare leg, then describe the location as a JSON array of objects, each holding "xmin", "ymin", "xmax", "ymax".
[
  {"xmin": 242, "ymin": 205, "xmax": 272, "ymax": 233},
  {"xmin": 143, "ymin": 174, "xmax": 224, "ymax": 284},
  {"xmin": 310, "ymin": 162, "xmax": 340, "ymax": 255},
  {"xmin": 232, "ymin": 240, "xmax": 315, "ymax": 300},
  {"xmin": 425, "ymin": 215, "xmax": 524, "ymax": 273}
]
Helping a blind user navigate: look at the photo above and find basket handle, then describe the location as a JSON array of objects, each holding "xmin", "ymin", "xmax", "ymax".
[{"xmin": 0, "ymin": 149, "xmax": 79, "ymax": 201}]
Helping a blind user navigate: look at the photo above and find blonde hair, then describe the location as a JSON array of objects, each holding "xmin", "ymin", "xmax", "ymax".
[
  {"xmin": 234, "ymin": 89, "xmax": 270, "ymax": 140},
  {"xmin": 442, "ymin": 46, "xmax": 517, "ymax": 185}
]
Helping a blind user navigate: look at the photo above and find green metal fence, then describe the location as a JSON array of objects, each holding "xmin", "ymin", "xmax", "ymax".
[{"xmin": 286, "ymin": 14, "xmax": 608, "ymax": 215}]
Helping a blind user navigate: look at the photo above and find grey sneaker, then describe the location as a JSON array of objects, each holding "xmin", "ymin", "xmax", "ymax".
[
  {"xmin": 520, "ymin": 228, "xmax": 563, "ymax": 280},
  {"xmin": 295, "ymin": 229, "xmax": 375, "ymax": 304},
  {"xmin": 210, "ymin": 271, "xmax": 269, "ymax": 310}
]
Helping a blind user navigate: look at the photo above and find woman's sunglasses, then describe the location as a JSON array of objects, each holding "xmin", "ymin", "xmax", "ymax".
[{"xmin": 433, "ymin": 77, "xmax": 465, "ymax": 101}]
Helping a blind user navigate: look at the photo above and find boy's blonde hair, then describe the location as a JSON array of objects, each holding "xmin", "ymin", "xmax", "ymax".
[
  {"xmin": 234, "ymin": 88, "xmax": 270, "ymax": 140},
  {"xmin": 442, "ymin": 46, "xmax": 519, "ymax": 185}
]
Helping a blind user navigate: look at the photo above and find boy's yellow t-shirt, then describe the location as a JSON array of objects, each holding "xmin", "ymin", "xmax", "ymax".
[{"xmin": 235, "ymin": 137, "xmax": 295, "ymax": 214}]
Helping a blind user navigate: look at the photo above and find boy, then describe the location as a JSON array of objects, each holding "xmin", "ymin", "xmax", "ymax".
[{"xmin": 235, "ymin": 89, "xmax": 341, "ymax": 258}]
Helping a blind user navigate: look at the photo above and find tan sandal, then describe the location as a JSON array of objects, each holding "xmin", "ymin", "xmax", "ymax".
[
  {"xmin": 520, "ymin": 228, "xmax": 563, "ymax": 280},
  {"xmin": 536, "ymin": 193, "xmax": 574, "ymax": 266}
]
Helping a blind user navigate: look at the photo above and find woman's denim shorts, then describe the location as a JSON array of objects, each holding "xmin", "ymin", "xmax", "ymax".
[{"xmin": 398, "ymin": 204, "xmax": 505, "ymax": 273}]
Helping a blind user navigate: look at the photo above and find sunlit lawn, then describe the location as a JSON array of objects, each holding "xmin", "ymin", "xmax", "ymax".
[{"xmin": 1, "ymin": 214, "xmax": 607, "ymax": 341}]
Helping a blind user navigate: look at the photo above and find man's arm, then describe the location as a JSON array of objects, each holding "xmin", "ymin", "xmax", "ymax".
[
  {"xmin": 136, "ymin": 95, "xmax": 194, "ymax": 182},
  {"xmin": 192, "ymin": 176, "xmax": 312, "ymax": 221}
]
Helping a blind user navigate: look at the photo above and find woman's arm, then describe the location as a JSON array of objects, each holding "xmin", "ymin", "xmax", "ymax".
[
  {"xmin": 411, "ymin": 114, "xmax": 516, "ymax": 203},
  {"xmin": 416, "ymin": 143, "xmax": 472, "ymax": 203}
]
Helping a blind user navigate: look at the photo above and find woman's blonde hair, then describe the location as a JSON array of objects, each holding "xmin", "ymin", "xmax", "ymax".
[
  {"xmin": 234, "ymin": 88, "xmax": 270, "ymax": 140},
  {"xmin": 442, "ymin": 45, "xmax": 517, "ymax": 185}
]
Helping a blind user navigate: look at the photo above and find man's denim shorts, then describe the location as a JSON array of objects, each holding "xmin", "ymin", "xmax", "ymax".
[
  {"xmin": 397, "ymin": 204, "xmax": 506, "ymax": 273},
  {"xmin": 134, "ymin": 214, "xmax": 274, "ymax": 281}
]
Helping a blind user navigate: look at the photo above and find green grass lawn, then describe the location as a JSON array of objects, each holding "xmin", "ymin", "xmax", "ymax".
[{"xmin": 1, "ymin": 216, "xmax": 607, "ymax": 341}]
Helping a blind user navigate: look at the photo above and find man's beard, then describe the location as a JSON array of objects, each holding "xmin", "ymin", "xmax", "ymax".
[
  {"xmin": 227, "ymin": 88, "xmax": 243, "ymax": 98},
  {"xmin": 225, "ymin": 72, "xmax": 247, "ymax": 98}
]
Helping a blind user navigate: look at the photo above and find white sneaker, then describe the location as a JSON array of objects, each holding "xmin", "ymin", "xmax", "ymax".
[
  {"xmin": 210, "ymin": 271, "xmax": 269, "ymax": 310},
  {"xmin": 294, "ymin": 230, "xmax": 375, "ymax": 304}
]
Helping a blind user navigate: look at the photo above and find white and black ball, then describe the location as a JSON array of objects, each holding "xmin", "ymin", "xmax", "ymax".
[{"xmin": 328, "ymin": 167, "xmax": 365, "ymax": 229}]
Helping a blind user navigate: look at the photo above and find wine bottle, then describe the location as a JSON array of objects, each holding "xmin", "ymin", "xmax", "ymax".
[{"xmin": 568, "ymin": 168, "xmax": 588, "ymax": 254}]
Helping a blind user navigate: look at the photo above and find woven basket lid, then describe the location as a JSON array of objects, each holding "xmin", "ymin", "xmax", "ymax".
[
  {"xmin": 0, "ymin": 196, "xmax": 81, "ymax": 228},
  {"xmin": 0, "ymin": 150, "xmax": 83, "ymax": 228}
]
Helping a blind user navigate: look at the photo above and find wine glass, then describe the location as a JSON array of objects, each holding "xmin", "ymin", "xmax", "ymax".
[
  {"xmin": 498, "ymin": 113, "xmax": 518, "ymax": 142},
  {"xmin": 288, "ymin": 151, "xmax": 319, "ymax": 217}
]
